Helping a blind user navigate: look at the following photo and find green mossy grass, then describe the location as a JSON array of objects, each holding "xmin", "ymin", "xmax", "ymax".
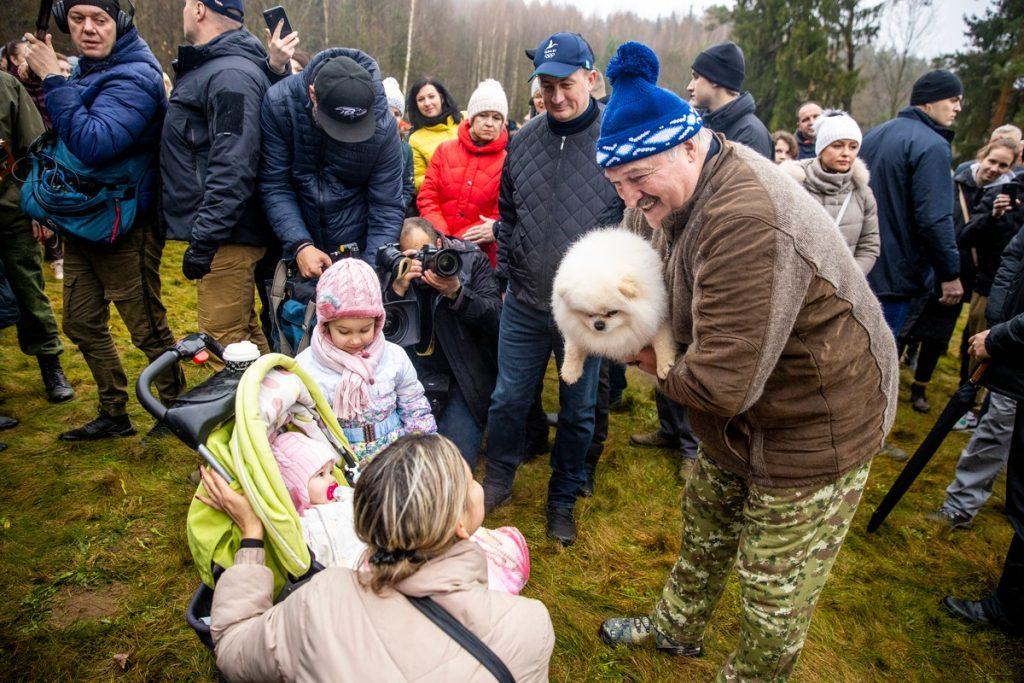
[{"xmin": 0, "ymin": 242, "xmax": 1019, "ymax": 680}]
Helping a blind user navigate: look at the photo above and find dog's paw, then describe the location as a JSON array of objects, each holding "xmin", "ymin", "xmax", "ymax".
[
  {"xmin": 656, "ymin": 357, "xmax": 675, "ymax": 380},
  {"xmin": 560, "ymin": 363, "xmax": 583, "ymax": 385}
]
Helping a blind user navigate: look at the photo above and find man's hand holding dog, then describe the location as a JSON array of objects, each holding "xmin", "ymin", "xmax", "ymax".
[{"xmin": 625, "ymin": 346, "xmax": 658, "ymax": 376}]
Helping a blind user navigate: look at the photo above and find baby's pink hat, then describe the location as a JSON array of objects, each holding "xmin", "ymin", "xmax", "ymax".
[
  {"xmin": 315, "ymin": 259, "xmax": 385, "ymax": 334},
  {"xmin": 272, "ymin": 431, "xmax": 337, "ymax": 514}
]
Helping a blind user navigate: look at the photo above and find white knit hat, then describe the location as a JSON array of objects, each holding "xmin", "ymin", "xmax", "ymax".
[
  {"xmin": 382, "ymin": 77, "xmax": 404, "ymax": 117},
  {"xmin": 467, "ymin": 79, "xmax": 508, "ymax": 121},
  {"xmin": 814, "ymin": 111, "xmax": 862, "ymax": 156},
  {"xmin": 530, "ymin": 78, "xmax": 541, "ymax": 97}
]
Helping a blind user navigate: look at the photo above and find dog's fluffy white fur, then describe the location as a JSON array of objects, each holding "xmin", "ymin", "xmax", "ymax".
[{"xmin": 552, "ymin": 228, "xmax": 676, "ymax": 384}]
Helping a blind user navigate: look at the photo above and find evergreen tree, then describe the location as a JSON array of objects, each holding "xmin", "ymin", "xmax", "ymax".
[{"xmin": 944, "ymin": 0, "xmax": 1024, "ymax": 160}]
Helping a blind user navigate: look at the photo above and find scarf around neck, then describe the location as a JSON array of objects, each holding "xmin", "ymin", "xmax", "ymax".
[{"xmin": 310, "ymin": 323, "xmax": 386, "ymax": 422}]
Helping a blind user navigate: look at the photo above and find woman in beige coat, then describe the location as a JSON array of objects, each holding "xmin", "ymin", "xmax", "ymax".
[
  {"xmin": 782, "ymin": 111, "xmax": 880, "ymax": 274},
  {"xmin": 199, "ymin": 434, "xmax": 554, "ymax": 682}
]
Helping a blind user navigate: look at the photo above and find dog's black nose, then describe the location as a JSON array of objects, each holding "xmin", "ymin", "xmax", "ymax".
[{"xmin": 594, "ymin": 320, "xmax": 606, "ymax": 331}]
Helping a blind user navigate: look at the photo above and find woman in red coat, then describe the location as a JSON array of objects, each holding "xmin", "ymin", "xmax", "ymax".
[{"xmin": 417, "ymin": 79, "xmax": 508, "ymax": 267}]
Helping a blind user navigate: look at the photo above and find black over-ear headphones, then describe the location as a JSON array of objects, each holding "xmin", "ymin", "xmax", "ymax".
[{"xmin": 53, "ymin": 0, "xmax": 137, "ymax": 38}]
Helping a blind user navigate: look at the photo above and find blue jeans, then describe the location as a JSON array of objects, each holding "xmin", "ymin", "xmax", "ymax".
[
  {"xmin": 879, "ymin": 296, "xmax": 913, "ymax": 338},
  {"xmin": 485, "ymin": 292, "xmax": 601, "ymax": 509},
  {"xmin": 438, "ymin": 384, "xmax": 484, "ymax": 469}
]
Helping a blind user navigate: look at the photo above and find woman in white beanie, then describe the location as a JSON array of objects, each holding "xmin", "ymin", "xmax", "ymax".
[
  {"xmin": 416, "ymin": 79, "xmax": 509, "ymax": 267},
  {"xmin": 782, "ymin": 110, "xmax": 880, "ymax": 274},
  {"xmin": 383, "ymin": 76, "xmax": 415, "ymax": 210}
]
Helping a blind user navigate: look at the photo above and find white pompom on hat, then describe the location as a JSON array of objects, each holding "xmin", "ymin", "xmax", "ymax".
[
  {"xmin": 814, "ymin": 110, "xmax": 862, "ymax": 157},
  {"xmin": 382, "ymin": 76, "xmax": 405, "ymax": 117},
  {"xmin": 467, "ymin": 78, "xmax": 508, "ymax": 121}
]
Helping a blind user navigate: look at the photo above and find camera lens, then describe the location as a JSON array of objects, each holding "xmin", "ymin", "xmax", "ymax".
[
  {"xmin": 382, "ymin": 313, "xmax": 399, "ymax": 339},
  {"xmin": 435, "ymin": 251, "xmax": 461, "ymax": 277}
]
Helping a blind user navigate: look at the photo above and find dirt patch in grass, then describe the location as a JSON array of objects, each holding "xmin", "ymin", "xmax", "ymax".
[{"xmin": 49, "ymin": 582, "xmax": 130, "ymax": 629}]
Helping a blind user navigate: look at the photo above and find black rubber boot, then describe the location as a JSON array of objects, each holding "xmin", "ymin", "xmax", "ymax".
[
  {"xmin": 546, "ymin": 506, "xmax": 577, "ymax": 546},
  {"xmin": 59, "ymin": 412, "xmax": 135, "ymax": 441},
  {"xmin": 37, "ymin": 355, "xmax": 74, "ymax": 403}
]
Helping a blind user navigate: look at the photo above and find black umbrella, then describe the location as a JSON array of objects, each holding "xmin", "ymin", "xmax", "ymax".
[{"xmin": 867, "ymin": 362, "xmax": 989, "ymax": 533}]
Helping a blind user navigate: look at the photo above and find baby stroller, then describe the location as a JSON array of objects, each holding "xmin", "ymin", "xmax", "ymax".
[{"xmin": 136, "ymin": 334, "xmax": 359, "ymax": 652}]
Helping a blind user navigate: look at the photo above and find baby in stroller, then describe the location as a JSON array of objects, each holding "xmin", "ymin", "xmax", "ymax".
[{"xmin": 271, "ymin": 429, "xmax": 530, "ymax": 594}]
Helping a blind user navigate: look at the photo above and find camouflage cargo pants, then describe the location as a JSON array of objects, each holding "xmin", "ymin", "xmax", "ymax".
[{"xmin": 653, "ymin": 449, "xmax": 870, "ymax": 682}]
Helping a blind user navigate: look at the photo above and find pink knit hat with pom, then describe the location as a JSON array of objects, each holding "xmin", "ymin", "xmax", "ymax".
[
  {"xmin": 315, "ymin": 258, "xmax": 386, "ymax": 336},
  {"xmin": 272, "ymin": 432, "xmax": 337, "ymax": 514}
]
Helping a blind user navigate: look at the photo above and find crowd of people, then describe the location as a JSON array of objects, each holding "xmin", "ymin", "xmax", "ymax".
[{"xmin": 1, "ymin": 0, "xmax": 1022, "ymax": 680}]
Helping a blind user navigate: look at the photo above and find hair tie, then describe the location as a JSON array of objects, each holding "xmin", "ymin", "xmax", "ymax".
[{"xmin": 369, "ymin": 548, "xmax": 420, "ymax": 566}]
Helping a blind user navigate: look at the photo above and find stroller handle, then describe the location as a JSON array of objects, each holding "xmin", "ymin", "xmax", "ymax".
[{"xmin": 135, "ymin": 333, "xmax": 225, "ymax": 422}]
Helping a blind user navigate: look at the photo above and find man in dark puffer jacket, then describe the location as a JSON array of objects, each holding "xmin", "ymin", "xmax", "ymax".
[
  {"xmin": 260, "ymin": 48, "xmax": 403, "ymax": 275},
  {"xmin": 161, "ymin": 0, "xmax": 292, "ymax": 360},
  {"xmin": 22, "ymin": 0, "xmax": 184, "ymax": 441},
  {"xmin": 944, "ymin": 226, "xmax": 1024, "ymax": 636},
  {"xmin": 484, "ymin": 32, "xmax": 624, "ymax": 546}
]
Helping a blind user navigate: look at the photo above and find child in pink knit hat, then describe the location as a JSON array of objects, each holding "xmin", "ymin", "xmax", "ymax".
[{"xmin": 295, "ymin": 258, "xmax": 436, "ymax": 462}]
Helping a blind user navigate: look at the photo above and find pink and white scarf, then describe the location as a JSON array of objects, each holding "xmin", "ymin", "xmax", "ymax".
[{"xmin": 310, "ymin": 324, "xmax": 386, "ymax": 422}]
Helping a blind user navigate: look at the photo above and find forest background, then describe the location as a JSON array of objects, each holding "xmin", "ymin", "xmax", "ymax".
[{"xmin": 4, "ymin": 0, "xmax": 1022, "ymax": 162}]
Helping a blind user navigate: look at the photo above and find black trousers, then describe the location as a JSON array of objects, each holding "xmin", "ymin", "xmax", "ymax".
[{"xmin": 989, "ymin": 403, "xmax": 1024, "ymax": 627}]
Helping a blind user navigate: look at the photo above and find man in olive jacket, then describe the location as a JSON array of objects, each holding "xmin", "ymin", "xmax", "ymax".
[{"xmin": 596, "ymin": 42, "xmax": 897, "ymax": 680}]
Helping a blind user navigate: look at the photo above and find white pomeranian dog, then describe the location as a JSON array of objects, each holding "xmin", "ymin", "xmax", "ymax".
[{"xmin": 552, "ymin": 228, "xmax": 677, "ymax": 384}]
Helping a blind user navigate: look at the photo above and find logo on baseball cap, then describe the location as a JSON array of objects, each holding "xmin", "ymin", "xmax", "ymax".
[
  {"xmin": 527, "ymin": 32, "xmax": 594, "ymax": 81},
  {"xmin": 313, "ymin": 57, "xmax": 376, "ymax": 143}
]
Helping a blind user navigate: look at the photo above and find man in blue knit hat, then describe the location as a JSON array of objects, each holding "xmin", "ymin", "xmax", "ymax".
[
  {"xmin": 687, "ymin": 41, "xmax": 773, "ymax": 159},
  {"xmin": 482, "ymin": 31, "xmax": 624, "ymax": 546},
  {"xmin": 595, "ymin": 42, "xmax": 897, "ymax": 680}
]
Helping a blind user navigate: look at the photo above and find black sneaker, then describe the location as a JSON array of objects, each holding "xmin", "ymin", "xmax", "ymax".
[
  {"xmin": 59, "ymin": 413, "xmax": 136, "ymax": 441},
  {"xmin": 144, "ymin": 420, "xmax": 174, "ymax": 441},
  {"xmin": 483, "ymin": 479, "xmax": 513, "ymax": 514},
  {"xmin": 546, "ymin": 506, "xmax": 576, "ymax": 546},
  {"xmin": 927, "ymin": 507, "xmax": 972, "ymax": 530},
  {"xmin": 37, "ymin": 355, "xmax": 74, "ymax": 403},
  {"xmin": 580, "ymin": 459, "xmax": 598, "ymax": 498},
  {"xmin": 0, "ymin": 415, "xmax": 18, "ymax": 430}
]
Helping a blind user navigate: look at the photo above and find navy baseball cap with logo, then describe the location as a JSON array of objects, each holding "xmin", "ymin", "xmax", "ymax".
[
  {"xmin": 527, "ymin": 32, "xmax": 595, "ymax": 81},
  {"xmin": 313, "ymin": 57, "xmax": 376, "ymax": 143}
]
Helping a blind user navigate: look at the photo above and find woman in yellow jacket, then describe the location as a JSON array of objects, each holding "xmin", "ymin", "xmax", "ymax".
[{"xmin": 407, "ymin": 78, "xmax": 462, "ymax": 191}]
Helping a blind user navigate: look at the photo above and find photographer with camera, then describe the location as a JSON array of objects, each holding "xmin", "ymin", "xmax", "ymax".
[{"xmin": 379, "ymin": 218, "xmax": 501, "ymax": 466}]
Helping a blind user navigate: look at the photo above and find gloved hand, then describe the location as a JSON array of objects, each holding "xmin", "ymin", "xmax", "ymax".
[{"xmin": 182, "ymin": 242, "xmax": 218, "ymax": 281}]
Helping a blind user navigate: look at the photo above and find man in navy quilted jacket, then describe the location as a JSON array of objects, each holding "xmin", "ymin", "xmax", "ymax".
[
  {"xmin": 259, "ymin": 49, "xmax": 404, "ymax": 275},
  {"xmin": 483, "ymin": 32, "xmax": 624, "ymax": 545},
  {"xmin": 22, "ymin": 0, "xmax": 184, "ymax": 441}
]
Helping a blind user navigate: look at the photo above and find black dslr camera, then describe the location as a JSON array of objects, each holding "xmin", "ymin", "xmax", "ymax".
[
  {"xmin": 376, "ymin": 243, "xmax": 464, "ymax": 280},
  {"xmin": 375, "ymin": 242, "xmax": 468, "ymax": 348}
]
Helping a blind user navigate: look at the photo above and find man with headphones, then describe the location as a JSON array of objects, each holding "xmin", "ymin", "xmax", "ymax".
[{"xmin": 21, "ymin": 0, "xmax": 186, "ymax": 441}]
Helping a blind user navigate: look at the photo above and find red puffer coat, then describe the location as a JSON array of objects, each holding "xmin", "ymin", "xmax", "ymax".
[{"xmin": 417, "ymin": 120, "xmax": 508, "ymax": 267}]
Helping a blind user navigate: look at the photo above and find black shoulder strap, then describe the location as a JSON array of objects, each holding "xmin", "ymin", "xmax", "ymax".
[{"xmin": 406, "ymin": 595, "xmax": 516, "ymax": 683}]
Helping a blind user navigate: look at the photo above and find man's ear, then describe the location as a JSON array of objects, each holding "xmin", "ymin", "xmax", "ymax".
[{"xmin": 618, "ymin": 277, "xmax": 639, "ymax": 299}]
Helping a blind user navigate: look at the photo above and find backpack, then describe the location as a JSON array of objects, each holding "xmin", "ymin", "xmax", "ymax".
[
  {"xmin": 20, "ymin": 132, "xmax": 150, "ymax": 244},
  {"xmin": 267, "ymin": 260, "xmax": 318, "ymax": 356}
]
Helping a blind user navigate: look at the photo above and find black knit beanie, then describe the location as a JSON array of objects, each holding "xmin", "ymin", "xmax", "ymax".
[
  {"xmin": 66, "ymin": 0, "xmax": 121, "ymax": 20},
  {"xmin": 691, "ymin": 41, "xmax": 745, "ymax": 92},
  {"xmin": 910, "ymin": 70, "xmax": 963, "ymax": 106}
]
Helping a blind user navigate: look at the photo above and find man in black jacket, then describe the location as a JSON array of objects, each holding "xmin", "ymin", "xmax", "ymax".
[
  {"xmin": 161, "ymin": 0, "xmax": 295, "ymax": 359},
  {"xmin": 943, "ymin": 237, "xmax": 1024, "ymax": 635},
  {"xmin": 382, "ymin": 218, "xmax": 501, "ymax": 466},
  {"xmin": 686, "ymin": 41, "xmax": 773, "ymax": 160},
  {"xmin": 484, "ymin": 32, "xmax": 624, "ymax": 545}
]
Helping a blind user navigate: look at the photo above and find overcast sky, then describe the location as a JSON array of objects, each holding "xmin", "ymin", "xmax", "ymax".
[{"xmin": 559, "ymin": 0, "xmax": 992, "ymax": 58}]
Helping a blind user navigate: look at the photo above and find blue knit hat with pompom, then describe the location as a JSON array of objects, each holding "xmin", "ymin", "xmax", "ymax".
[{"xmin": 596, "ymin": 42, "xmax": 703, "ymax": 169}]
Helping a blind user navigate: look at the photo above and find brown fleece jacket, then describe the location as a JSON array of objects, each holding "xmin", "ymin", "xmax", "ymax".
[{"xmin": 625, "ymin": 137, "xmax": 898, "ymax": 488}]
